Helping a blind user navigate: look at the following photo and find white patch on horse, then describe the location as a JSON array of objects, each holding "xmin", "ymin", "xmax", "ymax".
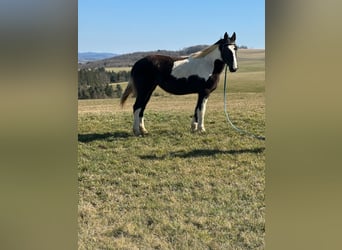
[
  {"xmin": 173, "ymin": 58, "xmax": 189, "ymax": 68},
  {"xmin": 228, "ymin": 45, "xmax": 238, "ymax": 70},
  {"xmin": 139, "ymin": 116, "xmax": 148, "ymax": 135},
  {"xmin": 133, "ymin": 108, "xmax": 148, "ymax": 136},
  {"xmin": 198, "ymin": 97, "xmax": 208, "ymax": 132},
  {"xmin": 171, "ymin": 46, "xmax": 221, "ymax": 79},
  {"xmin": 191, "ymin": 116, "xmax": 198, "ymax": 132}
]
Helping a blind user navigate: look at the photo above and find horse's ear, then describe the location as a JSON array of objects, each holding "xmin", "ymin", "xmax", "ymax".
[
  {"xmin": 224, "ymin": 32, "xmax": 229, "ymax": 40},
  {"xmin": 231, "ymin": 32, "xmax": 236, "ymax": 41}
]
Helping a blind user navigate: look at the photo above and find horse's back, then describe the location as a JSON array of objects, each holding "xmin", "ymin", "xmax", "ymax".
[{"xmin": 131, "ymin": 55, "xmax": 175, "ymax": 80}]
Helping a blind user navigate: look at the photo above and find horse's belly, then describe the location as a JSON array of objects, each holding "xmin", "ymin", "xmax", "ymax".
[{"xmin": 159, "ymin": 75, "xmax": 206, "ymax": 95}]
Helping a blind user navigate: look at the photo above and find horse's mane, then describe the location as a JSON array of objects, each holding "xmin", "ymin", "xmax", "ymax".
[{"xmin": 191, "ymin": 44, "xmax": 219, "ymax": 59}]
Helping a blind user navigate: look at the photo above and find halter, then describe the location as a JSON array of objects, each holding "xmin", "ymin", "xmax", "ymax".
[
  {"xmin": 219, "ymin": 41, "xmax": 235, "ymax": 52},
  {"xmin": 219, "ymin": 41, "xmax": 237, "ymax": 69}
]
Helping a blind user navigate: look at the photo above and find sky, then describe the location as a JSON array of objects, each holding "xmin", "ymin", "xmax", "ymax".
[{"xmin": 78, "ymin": 0, "xmax": 264, "ymax": 54}]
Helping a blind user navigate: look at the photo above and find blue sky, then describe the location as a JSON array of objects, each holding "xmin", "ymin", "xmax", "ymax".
[{"xmin": 78, "ymin": 0, "xmax": 264, "ymax": 54}]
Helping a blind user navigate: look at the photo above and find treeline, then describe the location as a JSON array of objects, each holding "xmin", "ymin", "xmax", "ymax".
[
  {"xmin": 108, "ymin": 70, "xmax": 130, "ymax": 83},
  {"xmin": 78, "ymin": 67, "xmax": 130, "ymax": 99}
]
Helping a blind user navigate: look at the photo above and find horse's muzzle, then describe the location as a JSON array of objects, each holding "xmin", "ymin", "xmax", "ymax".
[{"xmin": 229, "ymin": 67, "xmax": 238, "ymax": 72}]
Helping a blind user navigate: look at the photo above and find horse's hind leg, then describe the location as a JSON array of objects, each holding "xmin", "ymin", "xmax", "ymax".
[
  {"xmin": 133, "ymin": 97, "xmax": 148, "ymax": 136},
  {"xmin": 133, "ymin": 85, "xmax": 156, "ymax": 136},
  {"xmin": 133, "ymin": 106, "xmax": 145, "ymax": 136}
]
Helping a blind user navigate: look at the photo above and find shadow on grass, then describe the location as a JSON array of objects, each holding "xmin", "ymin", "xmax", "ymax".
[
  {"xmin": 78, "ymin": 131, "xmax": 131, "ymax": 143},
  {"xmin": 139, "ymin": 147, "xmax": 265, "ymax": 160}
]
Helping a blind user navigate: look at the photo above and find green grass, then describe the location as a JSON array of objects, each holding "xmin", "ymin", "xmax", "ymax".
[{"xmin": 79, "ymin": 49, "xmax": 265, "ymax": 249}]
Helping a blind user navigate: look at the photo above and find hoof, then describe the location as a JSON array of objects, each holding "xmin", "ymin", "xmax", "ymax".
[
  {"xmin": 133, "ymin": 128, "xmax": 141, "ymax": 136},
  {"xmin": 198, "ymin": 127, "xmax": 206, "ymax": 133},
  {"xmin": 140, "ymin": 126, "xmax": 149, "ymax": 136},
  {"xmin": 191, "ymin": 122, "xmax": 198, "ymax": 132},
  {"xmin": 133, "ymin": 127, "xmax": 148, "ymax": 136}
]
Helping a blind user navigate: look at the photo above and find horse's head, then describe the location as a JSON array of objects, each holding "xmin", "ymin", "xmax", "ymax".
[{"xmin": 217, "ymin": 32, "xmax": 238, "ymax": 72}]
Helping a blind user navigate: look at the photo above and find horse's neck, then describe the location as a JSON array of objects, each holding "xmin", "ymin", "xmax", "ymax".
[{"xmin": 171, "ymin": 48, "xmax": 221, "ymax": 79}]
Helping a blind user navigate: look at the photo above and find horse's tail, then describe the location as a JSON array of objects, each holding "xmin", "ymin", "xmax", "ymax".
[{"xmin": 120, "ymin": 77, "xmax": 135, "ymax": 106}]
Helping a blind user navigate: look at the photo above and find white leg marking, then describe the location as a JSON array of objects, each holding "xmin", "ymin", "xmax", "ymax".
[
  {"xmin": 139, "ymin": 116, "xmax": 148, "ymax": 135},
  {"xmin": 191, "ymin": 116, "xmax": 198, "ymax": 132},
  {"xmin": 198, "ymin": 98, "xmax": 208, "ymax": 132},
  {"xmin": 133, "ymin": 108, "xmax": 141, "ymax": 136}
]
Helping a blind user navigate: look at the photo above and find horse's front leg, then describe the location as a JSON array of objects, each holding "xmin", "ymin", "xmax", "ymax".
[
  {"xmin": 198, "ymin": 96, "xmax": 209, "ymax": 132},
  {"xmin": 192, "ymin": 94, "xmax": 209, "ymax": 133}
]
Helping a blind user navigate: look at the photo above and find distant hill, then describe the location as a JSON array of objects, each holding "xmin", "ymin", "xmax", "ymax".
[
  {"xmin": 78, "ymin": 45, "xmax": 208, "ymax": 69},
  {"xmin": 78, "ymin": 52, "xmax": 118, "ymax": 63}
]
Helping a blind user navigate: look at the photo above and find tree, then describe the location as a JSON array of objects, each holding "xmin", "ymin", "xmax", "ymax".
[
  {"xmin": 115, "ymin": 84, "xmax": 123, "ymax": 98},
  {"xmin": 105, "ymin": 84, "xmax": 115, "ymax": 98},
  {"xmin": 78, "ymin": 68, "xmax": 130, "ymax": 99}
]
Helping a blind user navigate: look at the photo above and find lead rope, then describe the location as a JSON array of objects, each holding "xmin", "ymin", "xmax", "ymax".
[{"xmin": 223, "ymin": 65, "xmax": 265, "ymax": 141}]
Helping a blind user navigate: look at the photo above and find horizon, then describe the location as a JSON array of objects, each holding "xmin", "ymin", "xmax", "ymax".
[{"xmin": 79, "ymin": 1, "xmax": 265, "ymax": 54}]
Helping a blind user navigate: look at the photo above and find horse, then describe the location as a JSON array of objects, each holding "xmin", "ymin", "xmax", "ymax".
[{"xmin": 120, "ymin": 32, "xmax": 238, "ymax": 136}]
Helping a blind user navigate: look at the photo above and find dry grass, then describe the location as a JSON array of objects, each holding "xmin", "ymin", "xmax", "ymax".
[
  {"xmin": 78, "ymin": 94, "xmax": 265, "ymax": 249},
  {"xmin": 105, "ymin": 67, "xmax": 132, "ymax": 72},
  {"xmin": 78, "ymin": 92, "xmax": 264, "ymax": 115}
]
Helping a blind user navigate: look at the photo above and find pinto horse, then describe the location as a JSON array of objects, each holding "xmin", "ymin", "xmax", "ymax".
[{"xmin": 120, "ymin": 32, "xmax": 238, "ymax": 136}]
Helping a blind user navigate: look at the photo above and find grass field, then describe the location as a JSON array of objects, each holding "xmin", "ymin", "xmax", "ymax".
[
  {"xmin": 78, "ymin": 49, "xmax": 265, "ymax": 249},
  {"xmin": 105, "ymin": 67, "xmax": 132, "ymax": 72}
]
